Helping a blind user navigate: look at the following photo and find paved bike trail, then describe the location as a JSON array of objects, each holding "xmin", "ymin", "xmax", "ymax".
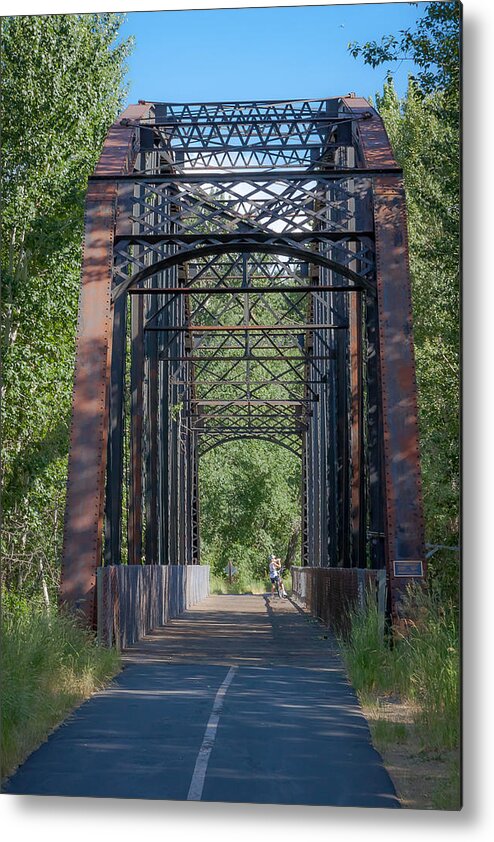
[{"xmin": 2, "ymin": 594, "xmax": 399, "ymax": 808}]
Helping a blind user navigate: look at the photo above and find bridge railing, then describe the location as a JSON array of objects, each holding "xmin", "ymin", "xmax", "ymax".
[
  {"xmin": 97, "ymin": 564, "xmax": 210, "ymax": 650},
  {"xmin": 291, "ymin": 567, "xmax": 386, "ymax": 638}
]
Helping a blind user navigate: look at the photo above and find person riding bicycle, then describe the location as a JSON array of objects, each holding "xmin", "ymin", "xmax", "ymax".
[{"xmin": 268, "ymin": 553, "xmax": 282, "ymax": 596}]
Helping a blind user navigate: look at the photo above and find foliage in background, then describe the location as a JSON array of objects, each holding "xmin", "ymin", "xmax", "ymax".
[
  {"xmin": 349, "ymin": 1, "xmax": 460, "ymax": 104},
  {"xmin": 346, "ymin": 10, "xmax": 461, "ymax": 802},
  {"xmin": 1, "ymin": 14, "xmax": 132, "ymax": 599},
  {"xmin": 1, "ymin": 589, "xmax": 120, "ymax": 780},
  {"xmin": 199, "ymin": 439, "xmax": 301, "ymax": 586},
  {"xmin": 350, "ymin": 1, "xmax": 460, "ymax": 599},
  {"xmin": 209, "ymin": 573, "xmax": 268, "ymax": 596},
  {"xmin": 377, "ymin": 78, "xmax": 460, "ymax": 567}
]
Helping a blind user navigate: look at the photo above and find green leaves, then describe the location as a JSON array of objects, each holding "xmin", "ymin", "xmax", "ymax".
[
  {"xmin": 350, "ymin": 4, "xmax": 460, "ymax": 588},
  {"xmin": 376, "ymin": 77, "xmax": 459, "ymax": 550},
  {"xmin": 199, "ymin": 439, "xmax": 301, "ymax": 580},
  {"xmin": 348, "ymin": 2, "xmax": 460, "ymax": 102},
  {"xmin": 1, "ymin": 14, "xmax": 132, "ymax": 597}
]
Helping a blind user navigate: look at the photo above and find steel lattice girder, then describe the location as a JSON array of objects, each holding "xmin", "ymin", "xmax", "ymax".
[{"xmin": 60, "ymin": 95, "xmax": 426, "ymax": 627}]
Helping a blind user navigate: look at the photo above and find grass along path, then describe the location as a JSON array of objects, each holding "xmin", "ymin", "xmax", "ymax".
[
  {"xmin": 338, "ymin": 586, "xmax": 461, "ymax": 810},
  {"xmin": 1, "ymin": 592, "xmax": 120, "ymax": 781}
]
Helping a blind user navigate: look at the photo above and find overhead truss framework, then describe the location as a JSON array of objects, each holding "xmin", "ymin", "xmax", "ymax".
[{"xmin": 60, "ymin": 96, "xmax": 426, "ymax": 626}]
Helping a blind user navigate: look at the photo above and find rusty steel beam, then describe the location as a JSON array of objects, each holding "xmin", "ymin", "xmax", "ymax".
[
  {"xmin": 191, "ymin": 436, "xmax": 201, "ymax": 564},
  {"xmin": 104, "ymin": 292, "xmax": 127, "ymax": 567},
  {"xmin": 91, "ymin": 166, "xmax": 402, "ymax": 182},
  {"xmin": 146, "ymin": 323, "xmax": 346, "ymax": 333},
  {"xmin": 343, "ymin": 96, "xmax": 426, "ymax": 615},
  {"xmin": 119, "ymin": 232, "xmax": 375, "ymax": 245},
  {"xmin": 128, "ymin": 293, "xmax": 144, "ymax": 565},
  {"xmin": 335, "ymin": 303, "xmax": 350, "ymax": 567},
  {"xmin": 301, "ymin": 432, "xmax": 309, "ymax": 566},
  {"xmin": 160, "ymin": 355, "xmax": 337, "ymax": 362},
  {"xmin": 365, "ymin": 295, "xmax": 386, "ymax": 571},
  {"xmin": 60, "ymin": 104, "xmax": 149, "ymax": 624},
  {"xmin": 373, "ymin": 179, "xmax": 426, "ymax": 603},
  {"xmin": 59, "ymin": 182, "xmax": 116, "ymax": 623},
  {"xmin": 129, "ymin": 284, "xmax": 367, "ymax": 295},
  {"xmin": 145, "ymin": 309, "xmax": 159, "ymax": 565},
  {"xmin": 349, "ymin": 292, "xmax": 365, "ymax": 567}
]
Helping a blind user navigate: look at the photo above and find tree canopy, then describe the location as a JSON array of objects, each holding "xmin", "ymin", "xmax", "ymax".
[
  {"xmin": 1, "ymin": 14, "xmax": 132, "ymax": 596},
  {"xmin": 199, "ymin": 439, "xmax": 301, "ymax": 587},
  {"xmin": 349, "ymin": 1, "xmax": 460, "ymax": 102},
  {"xmin": 349, "ymin": 1, "xmax": 460, "ymax": 597}
]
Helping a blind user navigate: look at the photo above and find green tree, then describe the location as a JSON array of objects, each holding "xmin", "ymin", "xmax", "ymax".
[
  {"xmin": 1, "ymin": 14, "xmax": 132, "ymax": 597},
  {"xmin": 377, "ymin": 78, "xmax": 459, "ymax": 543},
  {"xmin": 349, "ymin": 1, "xmax": 460, "ymax": 103},
  {"xmin": 349, "ymin": 2, "xmax": 460, "ymax": 595},
  {"xmin": 199, "ymin": 439, "xmax": 301, "ymax": 586}
]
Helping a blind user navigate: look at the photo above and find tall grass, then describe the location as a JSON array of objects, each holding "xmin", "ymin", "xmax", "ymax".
[
  {"xmin": 1, "ymin": 590, "xmax": 120, "ymax": 780},
  {"xmin": 339, "ymin": 595, "xmax": 397, "ymax": 696},
  {"xmin": 398, "ymin": 587, "xmax": 460, "ymax": 750},
  {"xmin": 340, "ymin": 585, "xmax": 460, "ymax": 751},
  {"xmin": 209, "ymin": 573, "xmax": 270, "ymax": 595}
]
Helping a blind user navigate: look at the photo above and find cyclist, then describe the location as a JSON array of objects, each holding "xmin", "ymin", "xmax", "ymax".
[{"xmin": 268, "ymin": 553, "xmax": 282, "ymax": 596}]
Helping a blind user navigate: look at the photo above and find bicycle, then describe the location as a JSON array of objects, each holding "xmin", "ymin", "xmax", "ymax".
[{"xmin": 275, "ymin": 567, "xmax": 287, "ymax": 599}]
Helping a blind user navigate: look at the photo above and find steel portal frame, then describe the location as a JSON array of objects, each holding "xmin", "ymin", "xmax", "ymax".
[{"xmin": 60, "ymin": 96, "xmax": 425, "ymax": 626}]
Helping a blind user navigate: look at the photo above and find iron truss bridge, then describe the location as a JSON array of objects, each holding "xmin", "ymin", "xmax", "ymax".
[{"xmin": 60, "ymin": 95, "xmax": 426, "ymax": 626}]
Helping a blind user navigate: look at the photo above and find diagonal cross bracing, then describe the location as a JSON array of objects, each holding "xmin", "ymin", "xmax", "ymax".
[{"xmin": 60, "ymin": 96, "xmax": 426, "ymax": 628}]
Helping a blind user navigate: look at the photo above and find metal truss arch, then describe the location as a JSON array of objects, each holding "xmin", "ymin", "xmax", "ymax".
[
  {"xmin": 113, "ymin": 240, "xmax": 374, "ymax": 301},
  {"xmin": 198, "ymin": 434, "xmax": 302, "ymax": 460},
  {"xmin": 60, "ymin": 95, "xmax": 426, "ymax": 627}
]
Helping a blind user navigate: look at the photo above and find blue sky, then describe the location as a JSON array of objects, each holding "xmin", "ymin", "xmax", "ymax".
[{"xmin": 119, "ymin": 2, "xmax": 428, "ymax": 105}]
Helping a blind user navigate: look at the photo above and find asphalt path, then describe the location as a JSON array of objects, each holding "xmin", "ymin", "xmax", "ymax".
[{"xmin": 3, "ymin": 593, "xmax": 399, "ymax": 808}]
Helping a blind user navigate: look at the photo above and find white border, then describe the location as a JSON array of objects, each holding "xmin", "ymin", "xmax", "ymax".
[
  {"xmin": 1, "ymin": 1, "xmax": 440, "ymax": 13},
  {"xmin": 1, "ymin": 1, "xmax": 493, "ymax": 840}
]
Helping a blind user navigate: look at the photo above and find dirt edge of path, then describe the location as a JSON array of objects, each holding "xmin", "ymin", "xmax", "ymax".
[{"xmin": 361, "ymin": 697, "xmax": 461, "ymax": 810}]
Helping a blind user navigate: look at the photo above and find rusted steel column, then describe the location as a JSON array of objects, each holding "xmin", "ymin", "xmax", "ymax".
[
  {"xmin": 324, "ymin": 294, "xmax": 339, "ymax": 568},
  {"xmin": 168, "ymin": 302, "xmax": 180, "ymax": 565},
  {"xmin": 145, "ymin": 303, "xmax": 159, "ymax": 565},
  {"xmin": 128, "ymin": 293, "xmax": 144, "ymax": 565},
  {"xmin": 176, "ymin": 275, "xmax": 188, "ymax": 566},
  {"xmin": 104, "ymin": 291, "xmax": 127, "ymax": 567},
  {"xmin": 326, "ymin": 369, "xmax": 339, "ymax": 568},
  {"xmin": 335, "ymin": 312, "xmax": 350, "ymax": 567},
  {"xmin": 183, "ymin": 362, "xmax": 196, "ymax": 567},
  {"xmin": 188, "ymin": 337, "xmax": 201, "ymax": 565},
  {"xmin": 343, "ymin": 97, "xmax": 426, "ymax": 614},
  {"xmin": 178, "ymin": 402, "xmax": 187, "ymax": 568},
  {"xmin": 159, "ymin": 357, "xmax": 171, "ymax": 564},
  {"xmin": 349, "ymin": 291, "xmax": 365, "ymax": 567},
  {"xmin": 373, "ymin": 177, "xmax": 426, "ymax": 608},
  {"xmin": 300, "ymin": 432, "xmax": 309, "ymax": 566},
  {"xmin": 191, "ymin": 434, "xmax": 201, "ymax": 565},
  {"xmin": 60, "ymin": 182, "xmax": 117, "ymax": 624},
  {"xmin": 319, "ymin": 373, "xmax": 329, "ymax": 568},
  {"xmin": 365, "ymin": 294, "xmax": 386, "ymax": 569},
  {"xmin": 60, "ymin": 104, "xmax": 150, "ymax": 624},
  {"xmin": 185, "ymin": 423, "xmax": 193, "ymax": 564}
]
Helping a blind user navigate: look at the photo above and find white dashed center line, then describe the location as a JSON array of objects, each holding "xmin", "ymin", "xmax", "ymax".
[{"xmin": 187, "ymin": 666, "xmax": 237, "ymax": 801}]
